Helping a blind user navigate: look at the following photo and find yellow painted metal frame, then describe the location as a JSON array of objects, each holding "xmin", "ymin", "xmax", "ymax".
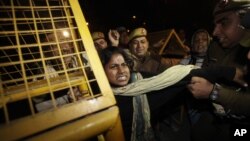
[
  {"xmin": 27, "ymin": 107, "xmax": 123, "ymax": 141},
  {"xmin": 0, "ymin": 0, "xmax": 124, "ymax": 140}
]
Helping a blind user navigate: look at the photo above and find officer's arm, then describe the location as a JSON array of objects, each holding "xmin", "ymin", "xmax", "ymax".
[{"xmin": 215, "ymin": 87, "xmax": 250, "ymax": 116}]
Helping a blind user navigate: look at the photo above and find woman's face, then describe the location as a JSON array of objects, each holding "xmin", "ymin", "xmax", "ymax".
[{"xmin": 104, "ymin": 53, "xmax": 130, "ymax": 86}]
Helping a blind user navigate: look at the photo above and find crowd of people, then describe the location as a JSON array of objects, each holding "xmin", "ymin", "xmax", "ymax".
[
  {"xmin": 5, "ymin": 0, "xmax": 248, "ymax": 141},
  {"xmin": 89, "ymin": 0, "xmax": 250, "ymax": 141}
]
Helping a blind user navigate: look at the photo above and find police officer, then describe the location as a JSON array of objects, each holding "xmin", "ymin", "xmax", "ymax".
[
  {"xmin": 189, "ymin": 13, "xmax": 250, "ymax": 117},
  {"xmin": 91, "ymin": 32, "xmax": 108, "ymax": 51},
  {"xmin": 127, "ymin": 27, "xmax": 167, "ymax": 74},
  {"xmin": 188, "ymin": 1, "xmax": 250, "ymax": 141},
  {"xmin": 91, "ymin": 30, "xmax": 120, "ymax": 51}
]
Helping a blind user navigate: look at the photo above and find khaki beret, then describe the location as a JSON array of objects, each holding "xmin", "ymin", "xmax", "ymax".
[
  {"xmin": 91, "ymin": 32, "xmax": 105, "ymax": 41},
  {"xmin": 128, "ymin": 27, "xmax": 147, "ymax": 43},
  {"xmin": 213, "ymin": 0, "xmax": 250, "ymax": 16}
]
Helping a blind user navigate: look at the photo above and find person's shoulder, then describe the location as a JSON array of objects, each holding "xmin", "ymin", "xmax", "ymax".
[
  {"xmin": 179, "ymin": 55, "xmax": 191, "ymax": 65},
  {"xmin": 148, "ymin": 50, "xmax": 162, "ymax": 60}
]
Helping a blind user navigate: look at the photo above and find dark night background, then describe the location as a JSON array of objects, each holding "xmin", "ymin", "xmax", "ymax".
[{"xmin": 79, "ymin": 0, "xmax": 219, "ymax": 38}]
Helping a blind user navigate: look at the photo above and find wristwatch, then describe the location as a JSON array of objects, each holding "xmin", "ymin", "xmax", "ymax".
[{"xmin": 209, "ymin": 83, "xmax": 221, "ymax": 101}]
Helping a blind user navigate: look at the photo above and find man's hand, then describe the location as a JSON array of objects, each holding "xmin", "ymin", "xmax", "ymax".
[
  {"xmin": 108, "ymin": 29, "xmax": 120, "ymax": 47},
  {"xmin": 67, "ymin": 87, "xmax": 88, "ymax": 102},
  {"xmin": 187, "ymin": 76, "xmax": 214, "ymax": 99}
]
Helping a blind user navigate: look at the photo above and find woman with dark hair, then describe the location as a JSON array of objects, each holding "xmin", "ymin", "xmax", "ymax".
[{"xmin": 99, "ymin": 46, "xmax": 244, "ymax": 141}]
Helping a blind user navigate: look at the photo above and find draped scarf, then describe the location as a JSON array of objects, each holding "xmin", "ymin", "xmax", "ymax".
[{"xmin": 112, "ymin": 65, "xmax": 197, "ymax": 141}]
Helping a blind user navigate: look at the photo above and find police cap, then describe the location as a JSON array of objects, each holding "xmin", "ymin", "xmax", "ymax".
[
  {"xmin": 213, "ymin": 0, "xmax": 250, "ymax": 16},
  {"xmin": 128, "ymin": 27, "xmax": 147, "ymax": 43},
  {"xmin": 91, "ymin": 32, "xmax": 105, "ymax": 41}
]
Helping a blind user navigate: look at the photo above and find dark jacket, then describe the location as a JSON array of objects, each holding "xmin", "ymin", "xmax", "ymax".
[
  {"xmin": 132, "ymin": 51, "xmax": 168, "ymax": 75},
  {"xmin": 215, "ymin": 86, "xmax": 250, "ymax": 116},
  {"xmin": 203, "ymin": 41, "xmax": 250, "ymax": 116}
]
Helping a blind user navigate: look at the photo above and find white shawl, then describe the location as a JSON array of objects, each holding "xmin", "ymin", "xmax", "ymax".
[{"xmin": 112, "ymin": 65, "xmax": 197, "ymax": 141}]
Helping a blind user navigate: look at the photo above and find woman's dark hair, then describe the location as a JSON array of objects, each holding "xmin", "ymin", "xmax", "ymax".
[{"xmin": 99, "ymin": 46, "xmax": 133, "ymax": 70}]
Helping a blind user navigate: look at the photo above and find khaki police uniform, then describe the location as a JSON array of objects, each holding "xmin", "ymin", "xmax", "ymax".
[{"xmin": 192, "ymin": 1, "xmax": 250, "ymax": 141}]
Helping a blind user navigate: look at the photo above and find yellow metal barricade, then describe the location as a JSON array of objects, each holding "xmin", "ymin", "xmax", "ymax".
[{"xmin": 0, "ymin": 0, "xmax": 124, "ymax": 140}]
